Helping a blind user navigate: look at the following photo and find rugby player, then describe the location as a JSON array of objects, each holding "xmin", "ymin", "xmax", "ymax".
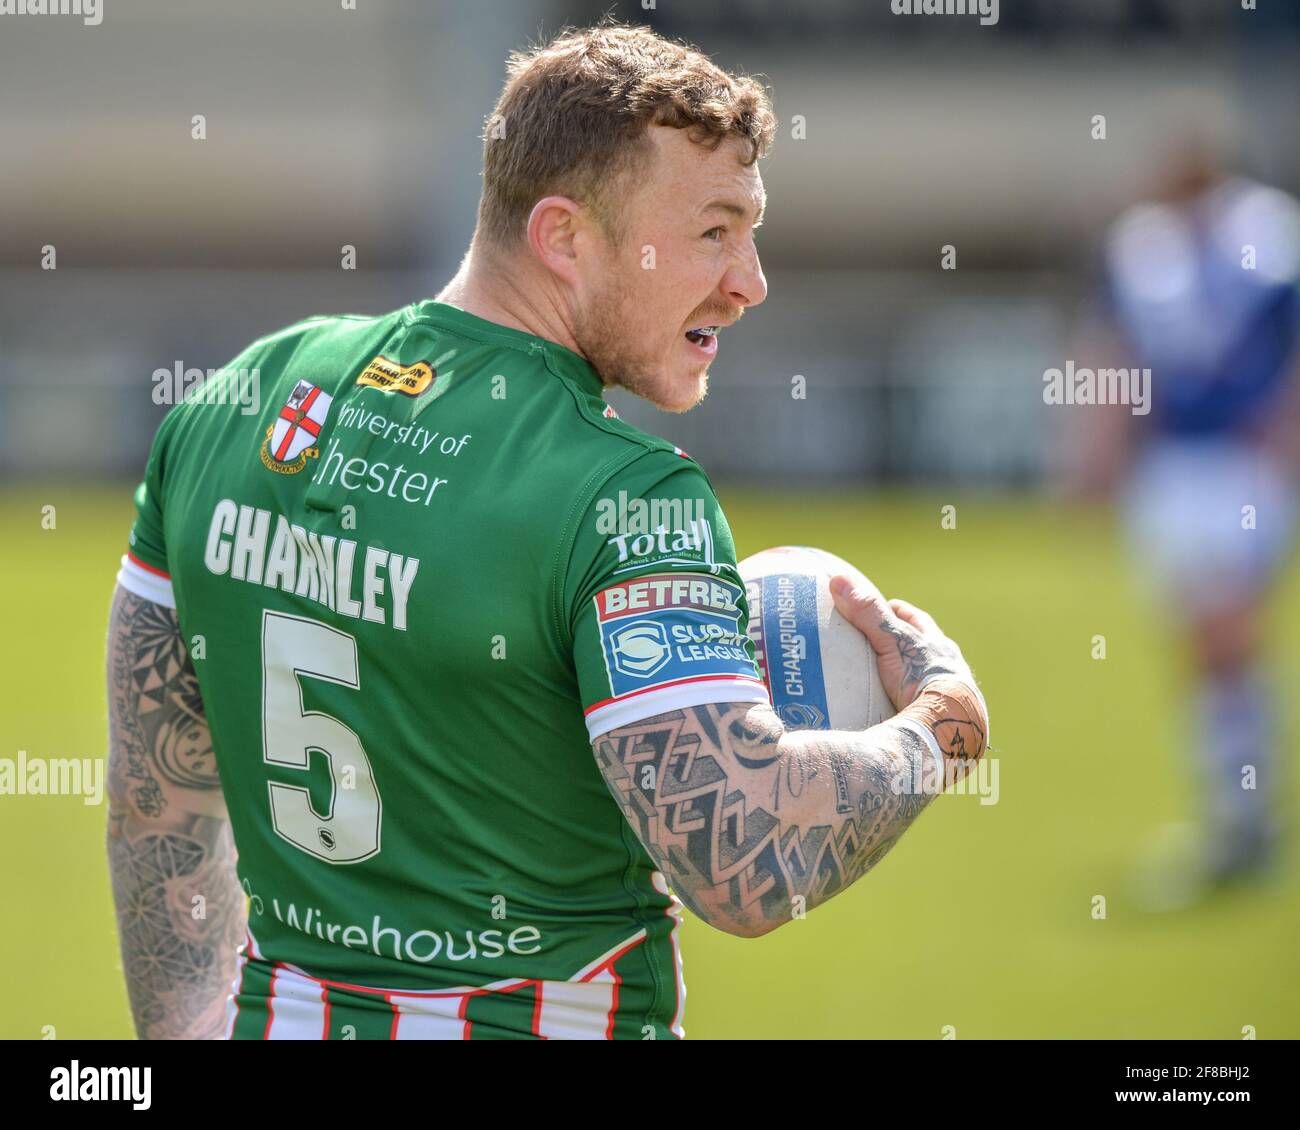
[
  {"xmin": 106, "ymin": 23, "xmax": 989, "ymax": 1040},
  {"xmin": 1069, "ymin": 143, "xmax": 1300, "ymax": 909}
]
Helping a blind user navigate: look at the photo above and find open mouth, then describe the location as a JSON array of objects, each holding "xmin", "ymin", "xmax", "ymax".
[{"xmin": 684, "ymin": 325, "xmax": 719, "ymax": 357}]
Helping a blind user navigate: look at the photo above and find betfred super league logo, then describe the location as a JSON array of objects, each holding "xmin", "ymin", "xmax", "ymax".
[{"xmin": 260, "ymin": 380, "xmax": 333, "ymax": 475}]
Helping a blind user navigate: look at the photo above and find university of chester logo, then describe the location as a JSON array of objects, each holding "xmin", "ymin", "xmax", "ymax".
[{"xmin": 260, "ymin": 380, "xmax": 333, "ymax": 475}]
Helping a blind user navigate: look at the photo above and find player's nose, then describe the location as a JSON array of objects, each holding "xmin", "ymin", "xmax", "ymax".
[{"xmin": 723, "ymin": 241, "xmax": 767, "ymax": 310}]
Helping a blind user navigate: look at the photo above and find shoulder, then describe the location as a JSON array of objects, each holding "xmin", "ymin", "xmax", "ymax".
[
  {"xmin": 169, "ymin": 308, "xmax": 406, "ymax": 421},
  {"xmin": 238, "ymin": 309, "xmax": 406, "ymax": 370},
  {"xmin": 554, "ymin": 405, "xmax": 721, "ymax": 545},
  {"xmin": 543, "ymin": 371, "xmax": 711, "ymax": 493}
]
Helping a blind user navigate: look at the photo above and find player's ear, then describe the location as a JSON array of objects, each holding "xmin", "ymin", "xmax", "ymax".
[{"xmin": 526, "ymin": 195, "xmax": 584, "ymax": 284}]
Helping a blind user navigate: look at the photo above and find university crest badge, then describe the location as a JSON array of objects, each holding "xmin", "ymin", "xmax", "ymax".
[{"xmin": 260, "ymin": 380, "xmax": 333, "ymax": 475}]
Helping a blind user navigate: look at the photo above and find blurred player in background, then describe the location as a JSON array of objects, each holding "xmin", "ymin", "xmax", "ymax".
[{"xmin": 1068, "ymin": 138, "xmax": 1300, "ymax": 909}]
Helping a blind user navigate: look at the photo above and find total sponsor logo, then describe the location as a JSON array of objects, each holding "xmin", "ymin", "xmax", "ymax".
[{"xmin": 607, "ymin": 515, "xmax": 720, "ymax": 575}]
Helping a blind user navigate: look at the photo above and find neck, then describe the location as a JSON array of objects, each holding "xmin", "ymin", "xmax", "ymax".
[{"xmin": 435, "ymin": 238, "xmax": 586, "ymax": 359}]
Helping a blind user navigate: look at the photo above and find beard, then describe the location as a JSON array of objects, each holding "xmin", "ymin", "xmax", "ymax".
[{"xmin": 573, "ymin": 274, "xmax": 710, "ymax": 415}]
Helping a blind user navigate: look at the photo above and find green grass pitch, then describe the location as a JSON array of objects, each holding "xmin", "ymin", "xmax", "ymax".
[{"xmin": 2, "ymin": 484, "xmax": 1297, "ymax": 1039}]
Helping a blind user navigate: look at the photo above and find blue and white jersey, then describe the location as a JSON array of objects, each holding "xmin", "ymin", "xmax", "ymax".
[{"xmin": 1102, "ymin": 178, "xmax": 1300, "ymax": 439}]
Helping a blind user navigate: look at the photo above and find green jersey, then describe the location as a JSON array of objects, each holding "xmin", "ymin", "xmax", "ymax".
[{"xmin": 119, "ymin": 301, "xmax": 768, "ymax": 1040}]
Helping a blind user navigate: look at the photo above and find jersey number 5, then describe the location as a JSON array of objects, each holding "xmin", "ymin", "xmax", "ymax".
[{"xmin": 261, "ymin": 610, "xmax": 383, "ymax": 863}]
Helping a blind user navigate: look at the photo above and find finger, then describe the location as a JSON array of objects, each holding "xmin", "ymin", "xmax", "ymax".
[
  {"xmin": 888, "ymin": 597, "xmax": 943, "ymax": 638},
  {"xmin": 831, "ymin": 575, "xmax": 905, "ymax": 644},
  {"xmin": 830, "ymin": 574, "xmax": 889, "ymax": 622}
]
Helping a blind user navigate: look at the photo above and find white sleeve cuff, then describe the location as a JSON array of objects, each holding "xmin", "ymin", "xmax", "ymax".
[
  {"xmin": 585, "ymin": 676, "xmax": 770, "ymax": 741},
  {"xmin": 117, "ymin": 554, "xmax": 175, "ymax": 609},
  {"xmin": 894, "ymin": 717, "xmax": 946, "ymax": 788}
]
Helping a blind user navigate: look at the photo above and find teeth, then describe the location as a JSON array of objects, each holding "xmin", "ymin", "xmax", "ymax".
[{"xmin": 688, "ymin": 326, "xmax": 717, "ymax": 336}]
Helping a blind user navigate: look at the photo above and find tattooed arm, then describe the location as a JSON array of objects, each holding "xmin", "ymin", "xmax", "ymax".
[
  {"xmin": 591, "ymin": 579, "xmax": 988, "ymax": 939},
  {"xmin": 106, "ymin": 585, "xmax": 246, "ymax": 1039}
]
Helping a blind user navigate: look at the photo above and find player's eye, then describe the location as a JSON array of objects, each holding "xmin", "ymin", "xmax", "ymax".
[{"xmin": 702, "ymin": 226, "xmax": 725, "ymax": 241}]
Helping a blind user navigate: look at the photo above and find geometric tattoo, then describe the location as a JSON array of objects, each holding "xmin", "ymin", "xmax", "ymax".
[
  {"xmin": 106, "ymin": 586, "xmax": 245, "ymax": 1040},
  {"xmin": 593, "ymin": 703, "xmax": 933, "ymax": 937}
]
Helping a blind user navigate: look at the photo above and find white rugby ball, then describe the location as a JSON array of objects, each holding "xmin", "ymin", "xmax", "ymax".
[{"xmin": 738, "ymin": 545, "xmax": 894, "ymax": 731}]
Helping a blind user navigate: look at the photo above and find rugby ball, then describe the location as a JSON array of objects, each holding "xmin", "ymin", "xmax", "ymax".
[{"xmin": 739, "ymin": 545, "xmax": 894, "ymax": 731}]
